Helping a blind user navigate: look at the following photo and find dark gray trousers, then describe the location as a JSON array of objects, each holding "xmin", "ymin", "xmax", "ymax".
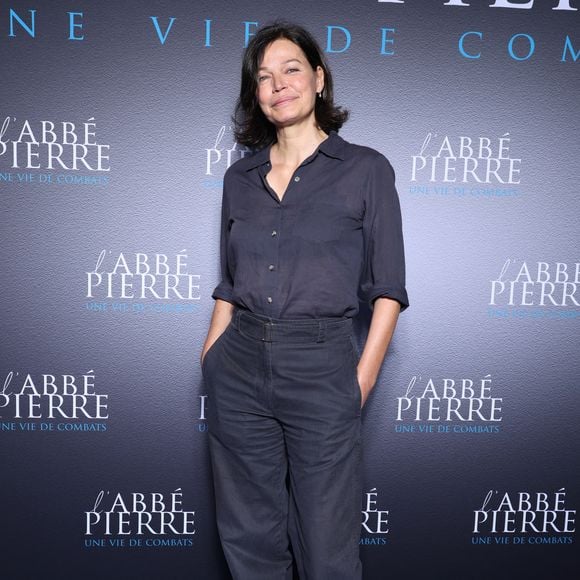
[{"xmin": 203, "ymin": 308, "xmax": 363, "ymax": 580}]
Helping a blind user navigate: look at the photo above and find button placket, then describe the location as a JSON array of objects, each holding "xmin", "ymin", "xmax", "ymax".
[{"xmin": 264, "ymin": 200, "xmax": 283, "ymax": 315}]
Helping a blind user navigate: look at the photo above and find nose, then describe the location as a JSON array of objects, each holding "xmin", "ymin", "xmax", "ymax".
[{"xmin": 271, "ymin": 74, "xmax": 287, "ymax": 93}]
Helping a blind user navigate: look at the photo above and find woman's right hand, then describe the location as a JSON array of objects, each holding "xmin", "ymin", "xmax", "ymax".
[{"xmin": 201, "ymin": 299, "xmax": 235, "ymax": 367}]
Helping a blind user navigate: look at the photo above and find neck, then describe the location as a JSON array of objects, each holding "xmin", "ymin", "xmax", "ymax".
[{"xmin": 273, "ymin": 121, "xmax": 328, "ymax": 167}]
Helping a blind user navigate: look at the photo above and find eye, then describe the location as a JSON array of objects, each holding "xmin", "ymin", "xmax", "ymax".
[
  {"xmin": 286, "ymin": 68, "xmax": 299, "ymax": 74},
  {"xmin": 257, "ymin": 74, "xmax": 270, "ymax": 83}
]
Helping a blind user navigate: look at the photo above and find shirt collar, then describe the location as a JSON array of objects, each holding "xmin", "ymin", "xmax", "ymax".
[
  {"xmin": 244, "ymin": 130, "xmax": 346, "ymax": 171},
  {"xmin": 318, "ymin": 130, "xmax": 346, "ymax": 161}
]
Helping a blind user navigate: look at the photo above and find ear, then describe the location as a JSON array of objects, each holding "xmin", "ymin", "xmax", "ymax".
[{"xmin": 315, "ymin": 66, "xmax": 325, "ymax": 95}]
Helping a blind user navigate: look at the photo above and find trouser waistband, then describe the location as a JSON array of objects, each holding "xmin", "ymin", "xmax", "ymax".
[{"xmin": 231, "ymin": 308, "xmax": 352, "ymax": 343}]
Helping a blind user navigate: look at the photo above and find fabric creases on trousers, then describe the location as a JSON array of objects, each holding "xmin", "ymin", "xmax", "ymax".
[{"xmin": 203, "ymin": 308, "xmax": 363, "ymax": 580}]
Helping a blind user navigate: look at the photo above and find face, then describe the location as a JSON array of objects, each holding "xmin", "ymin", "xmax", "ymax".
[{"xmin": 256, "ymin": 38, "xmax": 324, "ymax": 129}]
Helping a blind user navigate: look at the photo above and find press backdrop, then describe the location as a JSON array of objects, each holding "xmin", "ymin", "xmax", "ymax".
[{"xmin": 1, "ymin": 1, "xmax": 578, "ymax": 579}]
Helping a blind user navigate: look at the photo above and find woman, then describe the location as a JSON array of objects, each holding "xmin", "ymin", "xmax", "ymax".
[{"xmin": 201, "ymin": 22, "xmax": 408, "ymax": 580}]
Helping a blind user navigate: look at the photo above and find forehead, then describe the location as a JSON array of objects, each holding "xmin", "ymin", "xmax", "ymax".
[{"xmin": 259, "ymin": 38, "xmax": 308, "ymax": 68}]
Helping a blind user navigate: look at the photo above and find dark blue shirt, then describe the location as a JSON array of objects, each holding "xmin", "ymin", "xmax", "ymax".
[{"xmin": 212, "ymin": 131, "xmax": 409, "ymax": 319}]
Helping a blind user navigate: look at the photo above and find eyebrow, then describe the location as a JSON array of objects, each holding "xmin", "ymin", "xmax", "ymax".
[{"xmin": 258, "ymin": 58, "xmax": 303, "ymax": 72}]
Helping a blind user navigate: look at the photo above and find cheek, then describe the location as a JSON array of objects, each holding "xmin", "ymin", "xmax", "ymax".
[
  {"xmin": 256, "ymin": 87, "xmax": 270, "ymax": 110},
  {"xmin": 300, "ymin": 77, "xmax": 317, "ymax": 97}
]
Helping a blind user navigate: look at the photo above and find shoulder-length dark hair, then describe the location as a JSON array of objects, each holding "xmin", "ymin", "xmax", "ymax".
[{"xmin": 233, "ymin": 22, "xmax": 349, "ymax": 149}]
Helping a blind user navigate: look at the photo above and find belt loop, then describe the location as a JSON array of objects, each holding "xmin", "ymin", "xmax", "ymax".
[
  {"xmin": 316, "ymin": 320, "xmax": 326, "ymax": 343},
  {"xmin": 232, "ymin": 308, "xmax": 241, "ymax": 331},
  {"xmin": 263, "ymin": 321, "xmax": 272, "ymax": 342}
]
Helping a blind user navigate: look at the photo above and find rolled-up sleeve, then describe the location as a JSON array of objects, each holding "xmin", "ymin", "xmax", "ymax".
[
  {"xmin": 359, "ymin": 153, "xmax": 409, "ymax": 311},
  {"xmin": 211, "ymin": 175, "xmax": 235, "ymax": 304}
]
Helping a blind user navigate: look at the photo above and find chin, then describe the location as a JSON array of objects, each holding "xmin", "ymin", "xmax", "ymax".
[{"xmin": 268, "ymin": 111, "xmax": 314, "ymax": 130}]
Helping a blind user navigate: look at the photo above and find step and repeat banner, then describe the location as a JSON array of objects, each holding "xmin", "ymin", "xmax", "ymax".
[{"xmin": 1, "ymin": 1, "xmax": 578, "ymax": 578}]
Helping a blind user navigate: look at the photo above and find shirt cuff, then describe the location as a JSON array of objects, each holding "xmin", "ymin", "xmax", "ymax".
[
  {"xmin": 211, "ymin": 282, "xmax": 234, "ymax": 304},
  {"xmin": 368, "ymin": 287, "xmax": 409, "ymax": 312}
]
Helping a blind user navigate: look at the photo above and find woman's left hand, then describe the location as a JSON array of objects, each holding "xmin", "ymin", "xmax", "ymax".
[
  {"xmin": 356, "ymin": 367, "xmax": 377, "ymax": 408},
  {"xmin": 356, "ymin": 297, "xmax": 401, "ymax": 408}
]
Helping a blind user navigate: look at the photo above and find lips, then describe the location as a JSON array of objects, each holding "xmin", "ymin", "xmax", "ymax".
[{"xmin": 272, "ymin": 96, "xmax": 297, "ymax": 107}]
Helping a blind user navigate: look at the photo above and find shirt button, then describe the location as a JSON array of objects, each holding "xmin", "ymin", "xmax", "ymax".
[
  {"xmin": 271, "ymin": 230, "xmax": 277, "ymax": 236},
  {"xmin": 294, "ymin": 176, "xmax": 300, "ymax": 182},
  {"xmin": 268, "ymin": 264, "xmax": 275, "ymax": 271},
  {"xmin": 267, "ymin": 296, "xmax": 273, "ymax": 303}
]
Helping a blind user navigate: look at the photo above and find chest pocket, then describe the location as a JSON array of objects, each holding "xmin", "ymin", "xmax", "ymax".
[
  {"xmin": 291, "ymin": 202, "xmax": 360, "ymax": 243},
  {"xmin": 228, "ymin": 207, "xmax": 271, "ymax": 258},
  {"xmin": 229, "ymin": 206, "xmax": 265, "ymax": 240}
]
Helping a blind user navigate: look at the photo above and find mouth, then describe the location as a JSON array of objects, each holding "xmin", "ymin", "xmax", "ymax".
[{"xmin": 272, "ymin": 97, "xmax": 297, "ymax": 107}]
